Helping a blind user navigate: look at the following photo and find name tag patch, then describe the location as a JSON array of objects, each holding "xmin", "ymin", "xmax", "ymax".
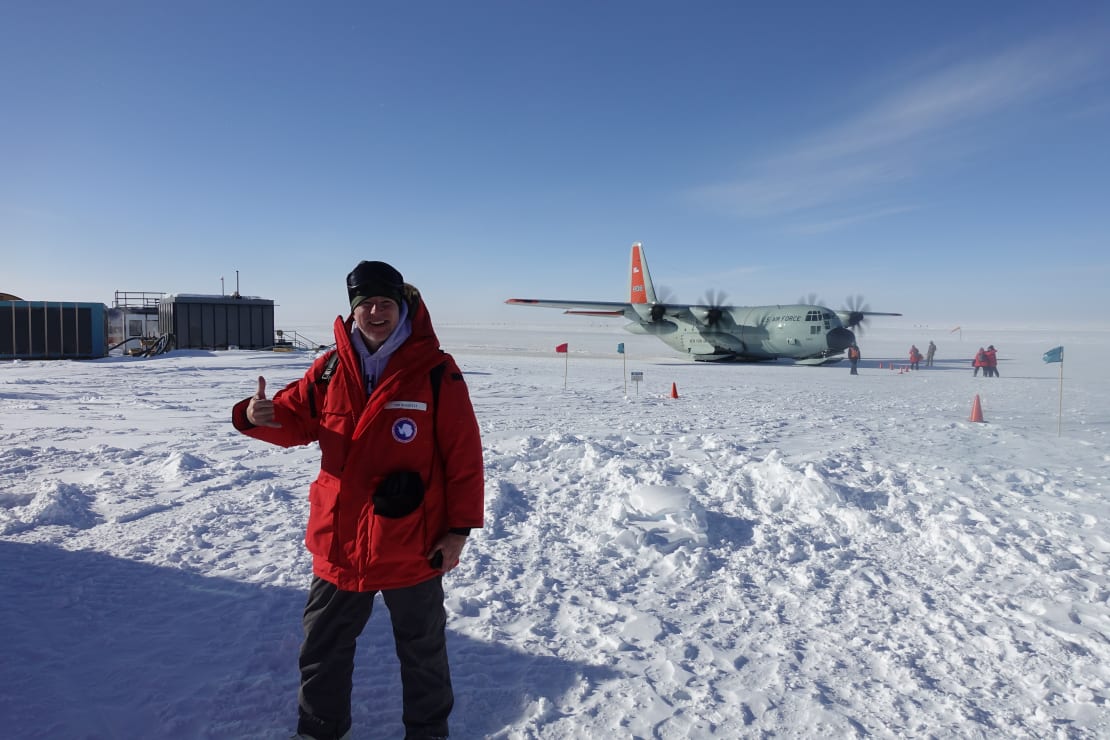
[{"xmin": 385, "ymin": 401, "xmax": 428, "ymax": 411}]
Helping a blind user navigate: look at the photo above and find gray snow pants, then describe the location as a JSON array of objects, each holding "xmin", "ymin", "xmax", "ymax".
[{"xmin": 297, "ymin": 575, "xmax": 452, "ymax": 739}]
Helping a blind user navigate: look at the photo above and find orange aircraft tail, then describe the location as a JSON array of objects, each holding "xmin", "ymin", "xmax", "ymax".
[{"xmin": 629, "ymin": 242, "xmax": 657, "ymax": 305}]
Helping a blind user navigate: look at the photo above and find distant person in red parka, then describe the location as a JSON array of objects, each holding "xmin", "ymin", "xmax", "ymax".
[
  {"xmin": 984, "ymin": 344, "xmax": 999, "ymax": 377},
  {"xmin": 232, "ymin": 260, "xmax": 484, "ymax": 740},
  {"xmin": 973, "ymin": 347, "xmax": 987, "ymax": 377},
  {"xmin": 909, "ymin": 344, "xmax": 922, "ymax": 371},
  {"xmin": 847, "ymin": 343, "xmax": 860, "ymax": 375}
]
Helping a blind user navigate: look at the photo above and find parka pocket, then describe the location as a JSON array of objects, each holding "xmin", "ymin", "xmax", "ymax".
[
  {"xmin": 372, "ymin": 470, "xmax": 424, "ymax": 519},
  {"xmin": 369, "ymin": 471, "xmax": 428, "ymax": 566},
  {"xmin": 306, "ymin": 470, "xmax": 341, "ymax": 559}
]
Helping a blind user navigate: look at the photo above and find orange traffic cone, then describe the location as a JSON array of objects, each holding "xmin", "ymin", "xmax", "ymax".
[
  {"xmin": 670, "ymin": 382, "xmax": 679, "ymax": 399},
  {"xmin": 969, "ymin": 394, "xmax": 984, "ymax": 423}
]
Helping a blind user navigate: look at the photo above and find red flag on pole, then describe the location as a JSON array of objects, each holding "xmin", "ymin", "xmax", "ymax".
[{"xmin": 555, "ymin": 342, "xmax": 569, "ymax": 389}]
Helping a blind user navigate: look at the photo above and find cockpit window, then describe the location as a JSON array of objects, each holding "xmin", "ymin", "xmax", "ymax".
[{"xmin": 805, "ymin": 310, "xmax": 822, "ymax": 321}]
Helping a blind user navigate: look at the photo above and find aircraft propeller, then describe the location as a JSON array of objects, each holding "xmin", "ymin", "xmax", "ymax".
[
  {"xmin": 841, "ymin": 294, "xmax": 871, "ymax": 334},
  {"xmin": 797, "ymin": 292, "xmax": 826, "ymax": 307},
  {"xmin": 698, "ymin": 289, "xmax": 729, "ymax": 326},
  {"xmin": 649, "ymin": 286, "xmax": 677, "ymax": 322}
]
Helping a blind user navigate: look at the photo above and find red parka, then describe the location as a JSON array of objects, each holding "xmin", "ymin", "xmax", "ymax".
[{"xmin": 232, "ymin": 287, "xmax": 484, "ymax": 591}]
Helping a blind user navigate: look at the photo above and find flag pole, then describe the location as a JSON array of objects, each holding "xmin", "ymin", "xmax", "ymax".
[
  {"xmin": 623, "ymin": 349, "xmax": 627, "ymax": 395},
  {"xmin": 555, "ymin": 343, "xmax": 569, "ymax": 389},
  {"xmin": 1058, "ymin": 358, "xmax": 1064, "ymax": 437}
]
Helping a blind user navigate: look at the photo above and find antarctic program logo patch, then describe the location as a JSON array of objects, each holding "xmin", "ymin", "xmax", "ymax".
[{"xmin": 392, "ymin": 418, "xmax": 418, "ymax": 443}]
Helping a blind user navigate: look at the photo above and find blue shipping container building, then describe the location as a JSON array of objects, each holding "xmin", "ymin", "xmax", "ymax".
[{"xmin": 0, "ymin": 301, "xmax": 109, "ymax": 360}]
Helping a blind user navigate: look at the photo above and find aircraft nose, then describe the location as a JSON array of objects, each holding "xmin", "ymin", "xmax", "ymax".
[{"xmin": 827, "ymin": 327, "xmax": 855, "ymax": 352}]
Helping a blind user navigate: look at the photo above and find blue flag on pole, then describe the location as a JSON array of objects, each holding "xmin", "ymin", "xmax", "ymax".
[
  {"xmin": 617, "ymin": 342, "xmax": 625, "ymax": 354},
  {"xmin": 1043, "ymin": 346, "xmax": 1063, "ymax": 363}
]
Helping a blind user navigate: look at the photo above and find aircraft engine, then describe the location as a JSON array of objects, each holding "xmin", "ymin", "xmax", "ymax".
[
  {"xmin": 632, "ymin": 302, "xmax": 676, "ymax": 326},
  {"xmin": 838, "ymin": 295, "xmax": 869, "ymax": 331},
  {"xmin": 692, "ymin": 290, "xmax": 729, "ymax": 327},
  {"xmin": 691, "ymin": 306, "xmax": 725, "ymax": 325}
]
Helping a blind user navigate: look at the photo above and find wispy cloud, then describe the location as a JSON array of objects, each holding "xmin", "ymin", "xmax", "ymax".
[
  {"xmin": 787, "ymin": 205, "xmax": 924, "ymax": 235},
  {"xmin": 690, "ymin": 26, "xmax": 1110, "ymax": 222}
]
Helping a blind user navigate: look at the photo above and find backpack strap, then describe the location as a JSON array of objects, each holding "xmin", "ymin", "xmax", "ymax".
[
  {"xmin": 308, "ymin": 350, "xmax": 340, "ymax": 418},
  {"xmin": 426, "ymin": 359, "xmax": 450, "ymax": 451},
  {"xmin": 430, "ymin": 360, "xmax": 446, "ymax": 415},
  {"xmin": 319, "ymin": 350, "xmax": 340, "ymax": 384}
]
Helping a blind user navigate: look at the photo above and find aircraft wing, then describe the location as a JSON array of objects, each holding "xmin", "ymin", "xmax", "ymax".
[
  {"xmin": 834, "ymin": 308, "xmax": 903, "ymax": 323},
  {"xmin": 505, "ymin": 298, "xmax": 635, "ymax": 318}
]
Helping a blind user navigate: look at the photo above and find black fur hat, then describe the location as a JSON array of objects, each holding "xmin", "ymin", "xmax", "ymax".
[{"xmin": 346, "ymin": 261, "xmax": 404, "ymax": 310}]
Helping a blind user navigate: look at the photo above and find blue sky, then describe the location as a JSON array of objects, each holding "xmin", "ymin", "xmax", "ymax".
[{"xmin": 3, "ymin": 1, "xmax": 1109, "ymax": 330}]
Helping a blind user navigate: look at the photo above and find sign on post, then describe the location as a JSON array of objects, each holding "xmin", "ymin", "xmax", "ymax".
[{"xmin": 630, "ymin": 371, "xmax": 643, "ymax": 395}]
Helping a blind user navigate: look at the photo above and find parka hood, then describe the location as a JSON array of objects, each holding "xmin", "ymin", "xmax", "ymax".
[{"xmin": 332, "ymin": 283, "xmax": 443, "ymax": 385}]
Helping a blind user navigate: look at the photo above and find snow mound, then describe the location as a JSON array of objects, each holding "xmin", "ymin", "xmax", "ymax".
[
  {"xmin": 611, "ymin": 484, "xmax": 708, "ymax": 554},
  {"xmin": 159, "ymin": 451, "xmax": 212, "ymax": 481},
  {"xmin": 0, "ymin": 481, "xmax": 100, "ymax": 534}
]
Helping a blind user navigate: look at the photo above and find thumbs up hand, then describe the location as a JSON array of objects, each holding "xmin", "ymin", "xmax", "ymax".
[{"xmin": 246, "ymin": 376, "xmax": 282, "ymax": 428}]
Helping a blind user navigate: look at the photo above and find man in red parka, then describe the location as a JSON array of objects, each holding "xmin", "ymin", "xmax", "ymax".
[
  {"xmin": 232, "ymin": 260, "xmax": 484, "ymax": 740},
  {"xmin": 984, "ymin": 344, "xmax": 999, "ymax": 377}
]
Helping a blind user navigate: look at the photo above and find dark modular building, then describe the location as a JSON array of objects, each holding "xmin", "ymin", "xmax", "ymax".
[
  {"xmin": 158, "ymin": 294, "xmax": 275, "ymax": 350},
  {"xmin": 1, "ymin": 301, "xmax": 109, "ymax": 360}
]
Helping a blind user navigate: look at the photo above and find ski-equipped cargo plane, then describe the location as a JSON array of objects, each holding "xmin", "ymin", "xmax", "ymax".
[{"xmin": 506, "ymin": 242, "xmax": 901, "ymax": 365}]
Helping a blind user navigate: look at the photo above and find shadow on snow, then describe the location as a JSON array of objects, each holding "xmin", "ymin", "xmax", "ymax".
[{"xmin": 0, "ymin": 540, "xmax": 617, "ymax": 739}]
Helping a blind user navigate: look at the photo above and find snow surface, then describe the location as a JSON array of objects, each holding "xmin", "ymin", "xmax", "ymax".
[{"xmin": 2, "ymin": 323, "xmax": 1109, "ymax": 739}]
